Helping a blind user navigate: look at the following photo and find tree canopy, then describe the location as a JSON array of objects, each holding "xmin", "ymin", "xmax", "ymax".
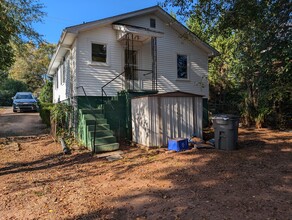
[
  {"xmin": 8, "ymin": 42, "xmax": 56, "ymax": 92},
  {"xmin": 163, "ymin": 0, "xmax": 292, "ymax": 128},
  {"xmin": 0, "ymin": 0, "xmax": 45, "ymax": 72}
]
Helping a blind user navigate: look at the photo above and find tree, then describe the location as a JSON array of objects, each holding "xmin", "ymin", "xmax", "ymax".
[
  {"xmin": 39, "ymin": 80, "xmax": 53, "ymax": 104},
  {"xmin": 187, "ymin": 16, "xmax": 240, "ymax": 113},
  {"xmin": 163, "ymin": 0, "xmax": 292, "ymax": 128},
  {"xmin": 0, "ymin": 78, "xmax": 28, "ymax": 106},
  {"xmin": 8, "ymin": 43, "xmax": 56, "ymax": 92},
  {"xmin": 0, "ymin": 0, "xmax": 45, "ymax": 72}
]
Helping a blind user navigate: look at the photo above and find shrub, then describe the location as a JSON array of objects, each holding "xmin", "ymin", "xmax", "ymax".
[
  {"xmin": 39, "ymin": 81, "xmax": 53, "ymax": 103},
  {"xmin": 39, "ymin": 102, "xmax": 53, "ymax": 127},
  {"xmin": 0, "ymin": 78, "xmax": 29, "ymax": 106},
  {"xmin": 50, "ymin": 102, "xmax": 72, "ymax": 131}
]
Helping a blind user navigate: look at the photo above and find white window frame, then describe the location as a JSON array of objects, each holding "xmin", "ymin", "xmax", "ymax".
[
  {"xmin": 176, "ymin": 53, "xmax": 189, "ymax": 80},
  {"xmin": 55, "ymin": 69, "xmax": 59, "ymax": 89},
  {"xmin": 90, "ymin": 42, "xmax": 109, "ymax": 66},
  {"xmin": 60, "ymin": 63, "xmax": 65, "ymax": 85}
]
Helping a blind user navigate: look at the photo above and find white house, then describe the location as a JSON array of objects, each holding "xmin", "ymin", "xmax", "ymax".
[{"xmin": 47, "ymin": 6, "xmax": 219, "ymax": 151}]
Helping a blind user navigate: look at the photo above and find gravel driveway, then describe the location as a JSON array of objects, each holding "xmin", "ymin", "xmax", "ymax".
[{"xmin": 0, "ymin": 107, "xmax": 48, "ymax": 137}]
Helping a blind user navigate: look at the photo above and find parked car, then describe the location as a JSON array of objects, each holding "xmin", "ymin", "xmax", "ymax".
[{"xmin": 12, "ymin": 92, "xmax": 39, "ymax": 112}]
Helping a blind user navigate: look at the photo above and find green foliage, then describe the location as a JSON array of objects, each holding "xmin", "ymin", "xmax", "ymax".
[
  {"xmin": 0, "ymin": 78, "xmax": 28, "ymax": 105},
  {"xmin": 0, "ymin": 0, "xmax": 45, "ymax": 72},
  {"xmin": 39, "ymin": 80, "xmax": 53, "ymax": 103},
  {"xmin": 163, "ymin": 0, "xmax": 292, "ymax": 128},
  {"xmin": 8, "ymin": 43, "xmax": 56, "ymax": 92},
  {"xmin": 51, "ymin": 103, "xmax": 72, "ymax": 131},
  {"xmin": 39, "ymin": 102, "xmax": 53, "ymax": 127},
  {"xmin": 39, "ymin": 102, "xmax": 72, "ymax": 133}
]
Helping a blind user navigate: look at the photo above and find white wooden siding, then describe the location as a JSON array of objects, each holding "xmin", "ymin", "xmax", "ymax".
[
  {"xmin": 53, "ymin": 63, "xmax": 67, "ymax": 103},
  {"xmin": 72, "ymin": 40, "xmax": 77, "ymax": 98},
  {"xmin": 118, "ymin": 14, "xmax": 209, "ymax": 97},
  {"xmin": 53, "ymin": 43, "xmax": 77, "ymax": 103},
  {"xmin": 70, "ymin": 13, "xmax": 209, "ymax": 98},
  {"xmin": 76, "ymin": 26, "xmax": 124, "ymax": 96}
]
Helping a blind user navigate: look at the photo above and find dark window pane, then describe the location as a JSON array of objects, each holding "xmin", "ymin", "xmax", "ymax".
[
  {"xmin": 125, "ymin": 50, "xmax": 138, "ymax": 80},
  {"xmin": 177, "ymin": 54, "xmax": 187, "ymax": 78},
  {"xmin": 150, "ymin": 18, "xmax": 156, "ymax": 28},
  {"xmin": 92, "ymin": 43, "xmax": 107, "ymax": 63}
]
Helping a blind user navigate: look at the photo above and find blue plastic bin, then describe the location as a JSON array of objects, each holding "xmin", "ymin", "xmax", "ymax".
[{"xmin": 168, "ymin": 138, "xmax": 188, "ymax": 152}]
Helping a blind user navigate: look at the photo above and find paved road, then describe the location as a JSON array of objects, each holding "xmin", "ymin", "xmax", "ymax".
[{"xmin": 0, "ymin": 107, "xmax": 48, "ymax": 138}]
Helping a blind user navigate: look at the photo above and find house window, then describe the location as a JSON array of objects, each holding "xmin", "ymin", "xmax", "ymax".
[
  {"xmin": 55, "ymin": 70, "xmax": 59, "ymax": 89},
  {"xmin": 177, "ymin": 54, "xmax": 188, "ymax": 79},
  {"xmin": 125, "ymin": 50, "xmax": 138, "ymax": 80},
  {"xmin": 150, "ymin": 18, "xmax": 156, "ymax": 28},
  {"xmin": 62, "ymin": 59, "xmax": 66, "ymax": 84},
  {"xmin": 60, "ymin": 63, "xmax": 65, "ymax": 85},
  {"xmin": 92, "ymin": 43, "xmax": 107, "ymax": 63}
]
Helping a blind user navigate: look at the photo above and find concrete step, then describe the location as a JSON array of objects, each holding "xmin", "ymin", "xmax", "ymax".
[
  {"xmin": 93, "ymin": 136, "xmax": 117, "ymax": 146},
  {"xmin": 94, "ymin": 143, "xmax": 119, "ymax": 153}
]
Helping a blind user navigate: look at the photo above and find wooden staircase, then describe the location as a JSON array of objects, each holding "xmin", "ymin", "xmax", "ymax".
[{"xmin": 78, "ymin": 108, "xmax": 119, "ymax": 153}]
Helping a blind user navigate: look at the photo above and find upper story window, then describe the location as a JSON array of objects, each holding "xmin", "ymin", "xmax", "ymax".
[
  {"xmin": 92, "ymin": 43, "xmax": 107, "ymax": 63},
  {"xmin": 55, "ymin": 69, "xmax": 59, "ymax": 89},
  {"xmin": 61, "ymin": 59, "xmax": 65, "ymax": 85},
  {"xmin": 177, "ymin": 54, "xmax": 188, "ymax": 79},
  {"xmin": 150, "ymin": 18, "xmax": 156, "ymax": 28}
]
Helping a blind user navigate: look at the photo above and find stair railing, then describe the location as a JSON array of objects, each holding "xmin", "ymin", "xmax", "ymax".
[
  {"xmin": 76, "ymin": 86, "xmax": 97, "ymax": 155},
  {"xmin": 101, "ymin": 71, "xmax": 125, "ymax": 113}
]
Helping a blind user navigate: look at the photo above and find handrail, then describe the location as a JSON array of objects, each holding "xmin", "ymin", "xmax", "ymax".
[
  {"xmin": 101, "ymin": 71, "xmax": 125, "ymax": 113},
  {"xmin": 76, "ymin": 86, "xmax": 97, "ymax": 155}
]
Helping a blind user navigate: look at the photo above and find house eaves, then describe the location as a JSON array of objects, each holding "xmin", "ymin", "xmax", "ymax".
[{"xmin": 48, "ymin": 5, "xmax": 219, "ymax": 76}]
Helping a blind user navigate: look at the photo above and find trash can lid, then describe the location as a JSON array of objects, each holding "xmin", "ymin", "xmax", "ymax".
[{"xmin": 211, "ymin": 114, "xmax": 240, "ymax": 120}]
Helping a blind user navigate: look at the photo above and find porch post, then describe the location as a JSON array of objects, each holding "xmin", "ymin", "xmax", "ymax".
[{"xmin": 151, "ymin": 37, "xmax": 157, "ymax": 91}]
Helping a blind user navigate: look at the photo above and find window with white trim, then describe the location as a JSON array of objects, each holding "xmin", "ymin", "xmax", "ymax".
[
  {"xmin": 91, "ymin": 43, "xmax": 107, "ymax": 63},
  {"xmin": 55, "ymin": 69, "xmax": 59, "ymax": 89},
  {"xmin": 177, "ymin": 54, "xmax": 188, "ymax": 79},
  {"xmin": 62, "ymin": 59, "xmax": 66, "ymax": 84}
]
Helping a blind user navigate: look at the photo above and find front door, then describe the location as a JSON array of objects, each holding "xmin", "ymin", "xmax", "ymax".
[{"xmin": 125, "ymin": 49, "xmax": 138, "ymax": 80}]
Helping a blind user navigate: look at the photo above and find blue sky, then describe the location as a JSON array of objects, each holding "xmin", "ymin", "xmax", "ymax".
[{"xmin": 34, "ymin": 0, "xmax": 162, "ymax": 44}]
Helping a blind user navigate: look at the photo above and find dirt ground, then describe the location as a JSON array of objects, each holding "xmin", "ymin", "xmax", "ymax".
[{"xmin": 0, "ymin": 128, "xmax": 291, "ymax": 220}]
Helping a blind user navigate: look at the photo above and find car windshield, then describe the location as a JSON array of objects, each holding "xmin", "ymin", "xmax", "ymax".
[{"xmin": 15, "ymin": 94, "xmax": 33, "ymax": 99}]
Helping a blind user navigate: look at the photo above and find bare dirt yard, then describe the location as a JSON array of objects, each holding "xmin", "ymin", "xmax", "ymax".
[{"xmin": 0, "ymin": 128, "xmax": 291, "ymax": 219}]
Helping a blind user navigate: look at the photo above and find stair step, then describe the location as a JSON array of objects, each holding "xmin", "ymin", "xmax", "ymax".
[
  {"xmin": 87, "ymin": 124, "xmax": 110, "ymax": 131},
  {"xmin": 84, "ymin": 118, "xmax": 107, "ymax": 125},
  {"xmin": 94, "ymin": 143, "xmax": 120, "ymax": 153},
  {"xmin": 79, "ymin": 108, "xmax": 119, "ymax": 153},
  {"xmin": 93, "ymin": 136, "xmax": 117, "ymax": 146},
  {"xmin": 80, "ymin": 109, "xmax": 103, "ymax": 114},
  {"xmin": 89, "ymin": 130, "xmax": 113, "ymax": 137},
  {"xmin": 83, "ymin": 114, "xmax": 105, "ymax": 120}
]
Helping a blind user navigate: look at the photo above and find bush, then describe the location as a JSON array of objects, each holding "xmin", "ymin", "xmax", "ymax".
[
  {"xmin": 0, "ymin": 78, "xmax": 29, "ymax": 106},
  {"xmin": 39, "ymin": 102, "xmax": 53, "ymax": 127},
  {"xmin": 50, "ymin": 102, "xmax": 72, "ymax": 130},
  {"xmin": 38, "ymin": 80, "xmax": 53, "ymax": 127},
  {"xmin": 39, "ymin": 81, "xmax": 53, "ymax": 103}
]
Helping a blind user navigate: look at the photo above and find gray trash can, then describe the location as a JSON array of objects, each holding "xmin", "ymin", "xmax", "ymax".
[{"xmin": 212, "ymin": 114, "xmax": 239, "ymax": 150}]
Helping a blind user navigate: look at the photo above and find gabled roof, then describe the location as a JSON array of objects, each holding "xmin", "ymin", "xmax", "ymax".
[{"xmin": 48, "ymin": 6, "xmax": 219, "ymax": 76}]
